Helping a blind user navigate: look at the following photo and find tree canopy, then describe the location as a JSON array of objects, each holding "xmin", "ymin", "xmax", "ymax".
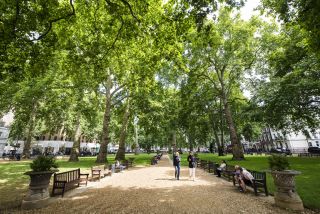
[{"xmin": 1, "ymin": 0, "xmax": 319, "ymax": 161}]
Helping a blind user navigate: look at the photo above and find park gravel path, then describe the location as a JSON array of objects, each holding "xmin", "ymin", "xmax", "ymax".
[{"xmin": 10, "ymin": 155, "xmax": 315, "ymax": 214}]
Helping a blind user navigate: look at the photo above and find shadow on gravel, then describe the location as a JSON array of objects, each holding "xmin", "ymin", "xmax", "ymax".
[{"xmin": 4, "ymin": 184, "xmax": 298, "ymax": 214}]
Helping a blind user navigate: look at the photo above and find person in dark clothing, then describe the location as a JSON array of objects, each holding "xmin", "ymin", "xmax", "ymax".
[
  {"xmin": 173, "ymin": 152, "xmax": 181, "ymax": 180},
  {"xmin": 187, "ymin": 151, "xmax": 196, "ymax": 181}
]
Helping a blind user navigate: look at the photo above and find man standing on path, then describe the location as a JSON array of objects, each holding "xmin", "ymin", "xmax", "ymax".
[{"xmin": 173, "ymin": 152, "xmax": 181, "ymax": 180}]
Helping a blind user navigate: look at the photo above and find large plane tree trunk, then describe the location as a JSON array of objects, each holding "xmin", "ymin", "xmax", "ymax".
[
  {"xmin": 22, "ymin": 102, "xmax": 37, "ymax": 159},
  {"xmin": 115, "ymin": 100, "xmax": 130, "ymax": 161},
  {"xmin": 96, "ymin": 77, "xmax": 112, "ymax": 163},
  {"xmin": 221, "ymin": 92, "xmax": 244, "ymax": 160},
  {"xmin": 69, "ymin": 111, "xmax": 81, "ymax": 162}
]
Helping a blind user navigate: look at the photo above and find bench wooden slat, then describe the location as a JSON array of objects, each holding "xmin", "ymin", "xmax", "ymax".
[{"xmin": 52, "ymin": 168, "xmax": 88, "ymax": 197}]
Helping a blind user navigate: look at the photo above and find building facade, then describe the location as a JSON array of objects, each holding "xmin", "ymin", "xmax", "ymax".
[{"xmin": 253, "ymin": 127, "xmax": 320, "ymax": 153}]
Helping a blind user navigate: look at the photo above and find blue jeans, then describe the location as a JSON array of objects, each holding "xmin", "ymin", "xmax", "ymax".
[{"xmin": 175, "ymin": 165, "xmax": 180, "ymax": 180}]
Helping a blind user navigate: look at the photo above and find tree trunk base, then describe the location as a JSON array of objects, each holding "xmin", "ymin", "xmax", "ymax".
[{"xmin": 232, "ymin": 157, "xmax": 245, "ymax": 161}]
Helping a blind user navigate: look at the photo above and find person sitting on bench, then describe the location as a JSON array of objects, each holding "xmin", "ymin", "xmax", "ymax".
[
  {"xmin": 115, "ymin": 160, "xmax": 126, "ymax": 172},
  {"xmin": 216, "ymin": 160, "xmax": 227, "ymax": 177},
  {"xmin": 234, "ymin": 165, "xmax": 254, "ymax": 193}
]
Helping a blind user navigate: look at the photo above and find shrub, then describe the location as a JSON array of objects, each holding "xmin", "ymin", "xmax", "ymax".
[
  {"xmin": 30, "ymin": 155, "xmax": 58, "ymax": 172},
  {"xmin": 268, "ymin": 154, "xmax": 290, "ymax": 171}
]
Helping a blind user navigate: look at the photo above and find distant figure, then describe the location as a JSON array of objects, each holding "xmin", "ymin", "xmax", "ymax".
[
  {"xmin": 216, "ymin": 160, "xmax": 227, "ymax": 177},
  {"xmin": 173, "ymin": 152, "xmax": 181, "ymax": 180},
  {"xmin": 116, "ymin": 160, "xmax": 125, "ymax": 172},
  {"xmin": 187, "ymin": 151, "xmax": 196, "ymax": 181}
]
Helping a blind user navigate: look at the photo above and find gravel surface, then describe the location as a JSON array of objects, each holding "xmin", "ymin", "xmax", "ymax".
[{"xmin": 8, "ymin": 155, "xmax": 316, "ymax": 214}]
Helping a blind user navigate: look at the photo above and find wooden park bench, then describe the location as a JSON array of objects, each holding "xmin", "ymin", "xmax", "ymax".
[
  {"xmin": 121, "ymin": 159, "xmax": 133, "ymax": 169},
  {"xmin": 233, "ymin": 169, "xmax": 268, "ymax": 196},
  {"xmin": 195, "ymin": 158, "xmax": 201, "ymax": 167},
  {"xmin": 52, "ymin": 168, "xmax": 89, "ymax": 197},
  {"xmin": 200, "ymin": 160, "xmax": 208, "ymax": 170},
  {"xmin": 208, "ymin": 161, "xmax": 218, "ymax": 174},
  {"xmin": 91, "ymin": 165, "xmax": 112, "ymax": 181},
  {"xmin": 151, "ymin": 156, "xmax": 158, "ymax": 165},
  {"xmin": 221, "ymin": 164, "xmax": 235, "ymax": 181},
  {"xmin": 128, "ymin": 158, "xmax": 135, "ymax": 167}
]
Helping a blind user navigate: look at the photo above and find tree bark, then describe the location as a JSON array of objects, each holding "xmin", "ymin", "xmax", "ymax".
[
  {"xmin": 115, "ymin": 100, "xmax": 130, "ymax": 161},
  {"xmin": 96, "ymin": 77, "xmax": 112, "ymax": 163},
  {"xmin": 22, "ymin": 102, "xmax": 37, "ymax": 159},
  {"xmin": 172, "ymin": 130, "xmax": 176, "ymax": 151},
  {"xmin": 133, "ymin": 116, "xmax": 139, "ymax": 155},
  {"xmin": 219, "ymin": 98, "xmax": 225, "ymax": 156},
  {"xmin": 221, "ymin": 92, "xmax": 244, "ymax": 160},
  {"xmin": 188, "ymin": 133, "xmax": 194, "ymax": 152},
  {"xmin": 69, "ymin": 111, "xmax": 81, "ymax": 162}
]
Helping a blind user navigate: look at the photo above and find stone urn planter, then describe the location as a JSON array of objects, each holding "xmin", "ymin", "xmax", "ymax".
[
  {"xmin": 268, "ymin": 154, "xmax": 304, "ymax": 211},
  {"xmin": 21, "ymin": 155, "xmax": 59, "ymax": 210},
  {"xmin": 271, "ymin": 170, "xmax": 304, "ymax": 211},
  {"xmin": 21, "ymin": 170, "xmax": 57, "ymax": 209}
]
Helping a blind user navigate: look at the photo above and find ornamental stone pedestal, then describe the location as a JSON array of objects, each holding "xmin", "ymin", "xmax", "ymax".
[
  {"xmin": 271, "ymin": 170, "xmax": 304, "ymax": 211},
  {"xmin": 21, "ymin": 171, "xmax": 55, "ymax": 210}
]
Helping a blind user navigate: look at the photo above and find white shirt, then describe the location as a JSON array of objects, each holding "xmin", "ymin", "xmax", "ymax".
[{"xmin": 241, "ymin": 169, "xmax": 254, "ymax": 181}]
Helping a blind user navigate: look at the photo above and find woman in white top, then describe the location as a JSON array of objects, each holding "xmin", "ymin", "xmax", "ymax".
[{"xmin": 239, "ymin": 167, "xmax": 254, "ymax": 192}]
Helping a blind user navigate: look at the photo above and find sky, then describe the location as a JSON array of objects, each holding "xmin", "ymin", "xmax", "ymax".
[{"xmin": 240, "ymin": 0, "xmax": 261, "ymax": 20}]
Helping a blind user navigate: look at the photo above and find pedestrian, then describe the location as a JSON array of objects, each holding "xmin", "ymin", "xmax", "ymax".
[
  {"xmin": 173, "ymin": 152, "xmax": 181, "ymax": 180},
  {"xmin": 187, "ymin": 151, "xmax": 196, "ymax": 181}
]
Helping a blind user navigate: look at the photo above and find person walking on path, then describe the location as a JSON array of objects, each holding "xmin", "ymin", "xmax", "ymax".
[
  {"xmin": 173, "ymin": 152, "xmax": 181, "ymax": 180},
  {"xmin": 187, "ymin": 151, "xmax": 196, "ymax": 181}
]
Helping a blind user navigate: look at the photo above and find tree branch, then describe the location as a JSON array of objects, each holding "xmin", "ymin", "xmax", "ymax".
[
  {"xmin": 111, "ymin": 95, "xmax": 129, "ymax": 108},
  {"xmin": 100, "ymin": 16, "xmax": 124, "ymax": 61},
  {"xmin": 111, "ymin": 84, "xmax": 126, "ymax": 98},
  {"xmin": 119, "ymin": 0, "xmax": 141, "ymax": 23},
  {"xmin": 32, "ymin": 0, "xmax": 75, "ymax": 41}
]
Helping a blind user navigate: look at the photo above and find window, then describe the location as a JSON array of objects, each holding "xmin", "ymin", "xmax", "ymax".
[
  {"xmin": 60, "ymin": 136, "xmax": 64, "ymax": 141},
  {"xmin": 42, "ymin": 136, "xmax": 45, "ymax": 140},
  {"xmin": 54, "ymin": 136, "xmax": 58, "ymax": 141},
  {"xmin": 316, "ymin": 141, "xmax": 319, "ymax": 147}
]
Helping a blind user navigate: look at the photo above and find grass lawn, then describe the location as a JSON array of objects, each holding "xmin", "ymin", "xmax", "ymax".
[
  {"xmin": 0, "ymin": 153, "xmax": 155, "ymax": 210},
  {"xmin": 178, "ymin": 153, "xmax": 320, "ymax": 210}
]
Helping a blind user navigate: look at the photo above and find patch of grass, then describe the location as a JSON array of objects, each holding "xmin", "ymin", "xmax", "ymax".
[
  {"xmin": 183, "ymin": 153, "xmax": 320, "ymax": 209},
  {"xmin": 0, "ymin": 153, "xmax": 155, "ymax": 210}
]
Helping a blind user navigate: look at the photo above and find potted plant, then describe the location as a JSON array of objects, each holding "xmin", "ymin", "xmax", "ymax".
[
  {"xmin": 22, "ymin": 155, "xmax": 59, "ymax": 210},
  {"xmin": 268, "ymin": 154, "xmax": 304, "ymax": 211}
]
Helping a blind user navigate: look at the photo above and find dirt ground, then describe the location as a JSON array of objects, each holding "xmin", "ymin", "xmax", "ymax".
[{"xmin": 6, "ymin": 155, "xmax": 316, "ymax": 214}]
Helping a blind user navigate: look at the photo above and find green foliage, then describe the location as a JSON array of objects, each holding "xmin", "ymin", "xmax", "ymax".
[
  {"xmin": 30, "ymin": 155, "xmax": 58, "ymax": 172},
  {"xmin": 252, "ymin": 24, "xmax": 320, "ymax": 131},
  {"xmin": 261, "ymin": 0, "xmax": 320, "ymax": 57},
  {"xmin": 268, "ymin": 154, "xmax": 290, "ymax": 171}
]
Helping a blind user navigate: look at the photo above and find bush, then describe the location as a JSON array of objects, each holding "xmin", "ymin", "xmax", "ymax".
[
  {"xmin": 30, "ymin": 155, "xmax": 58, "ymax": 172},
  {"xmin": 268, "ymin": 154, "xmax": 290, "ymax": 171}
]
